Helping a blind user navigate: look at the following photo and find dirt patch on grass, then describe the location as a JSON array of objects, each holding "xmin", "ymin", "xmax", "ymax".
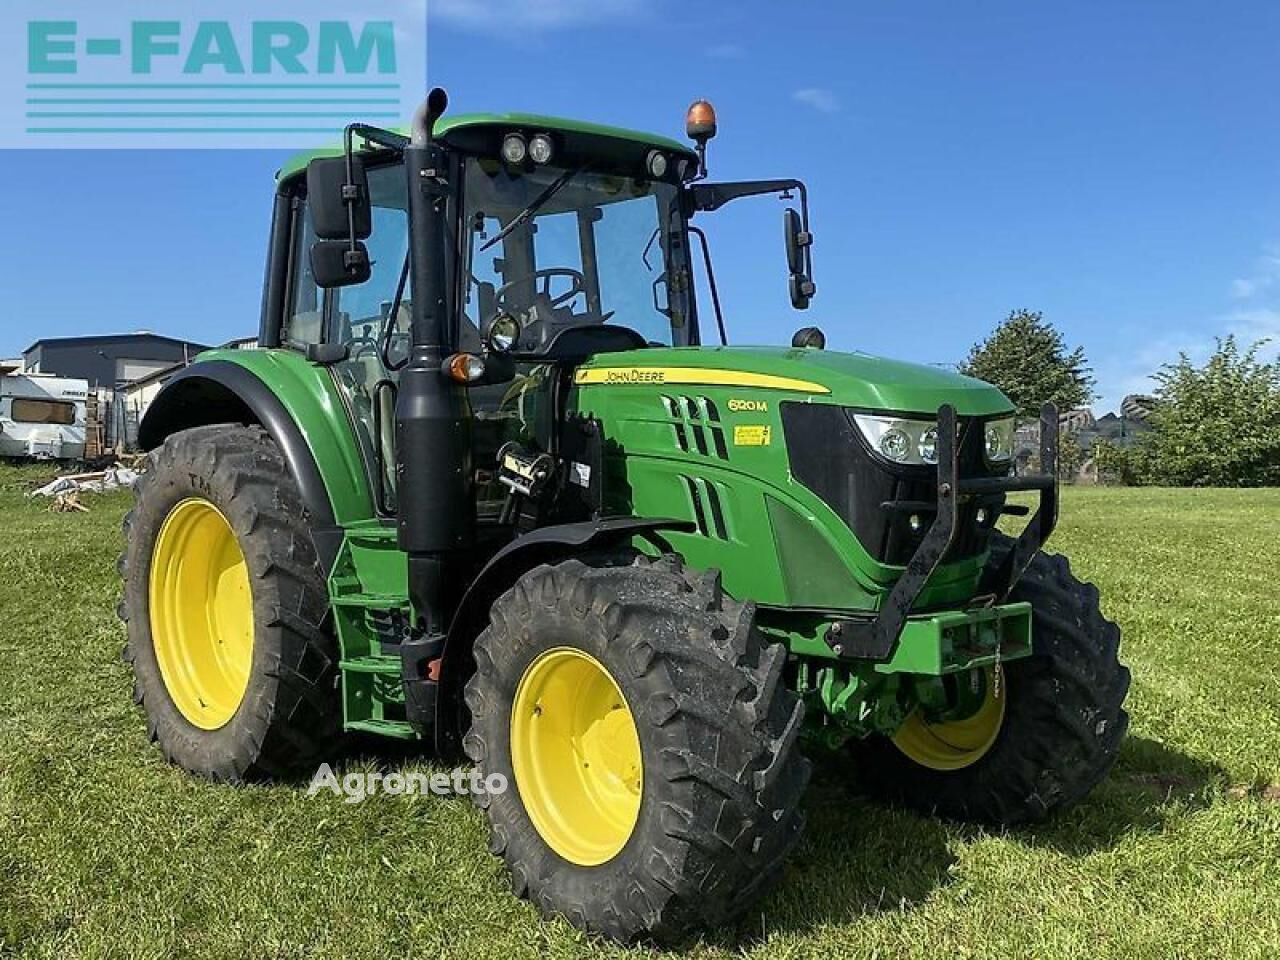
[{"xmin": 1224, "ymin": 783, "xmax": 1280, "ymax": 802}]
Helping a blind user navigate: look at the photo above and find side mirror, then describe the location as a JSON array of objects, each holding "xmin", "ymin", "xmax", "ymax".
[
  {"xmin": 307, "ymin": 155, "xmax": 371, "ymax": 240},
  {"xmin": 783, "ymin": 208, "xmax": 815, "ymax": 310},
  {"xmin": 307, "ymin": 154, "xmax": 373, "ymax": 289},
  {"xmin": 310, "ymin": 239, "xmax": 371, "ymax": 288},
  {"xmin": 790, "ymin": 274, "xmax": 816, "ymax": 311},
  {"xmin": 783, "ymin": 208, "xmax": 807, "ymax": 274}
]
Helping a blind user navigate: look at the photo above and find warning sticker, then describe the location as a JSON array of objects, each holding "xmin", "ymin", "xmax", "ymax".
[{"xmin": 733, "ymin": 425, "xmax": 771, "ymax": 447}]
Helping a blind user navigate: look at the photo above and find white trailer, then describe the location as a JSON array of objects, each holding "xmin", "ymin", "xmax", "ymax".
[{"xmin": 0, "ymin": 371, "xmax": 90, "ymax": 460}]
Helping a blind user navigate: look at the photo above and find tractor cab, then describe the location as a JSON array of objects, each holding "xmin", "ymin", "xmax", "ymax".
[{"xmin": 277, "ymin": 102, "xmax": 816, "ymax": 529}]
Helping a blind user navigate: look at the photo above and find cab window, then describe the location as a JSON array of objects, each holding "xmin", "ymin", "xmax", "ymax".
[
  {"xmin": 462, "ymin": 159, "xmax": 694, "ymax": 350},
  {"xmin": 284, "ymin": 202, "xmax": 324, "ymax": 347}
]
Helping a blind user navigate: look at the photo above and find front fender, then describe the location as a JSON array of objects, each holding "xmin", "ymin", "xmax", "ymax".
[
  {"xmin": 138, "ymin": 349, "xmax": 375, "ymax": 527},
  {"xmin": 434, "ymin": 516, "xmax": 694, "ymax": 757}
]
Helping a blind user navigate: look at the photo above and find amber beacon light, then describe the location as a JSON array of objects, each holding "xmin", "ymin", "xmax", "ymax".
[{"xmin": 685, "ymin": 99, "xmax": 717, "ymax": 176}]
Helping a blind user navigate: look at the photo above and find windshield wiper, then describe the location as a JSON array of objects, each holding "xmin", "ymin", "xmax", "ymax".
[{"xmin": 479, "ymin": 166, "xmax": 583, "ymax": 253}]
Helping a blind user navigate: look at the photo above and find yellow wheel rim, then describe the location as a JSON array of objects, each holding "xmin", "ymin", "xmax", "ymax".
[
  {"xmin": 510, "ymin": 647, "xmax": 643, "ymax": 866},
  {"xmin": 148, "ymin": 498, "xmax": 255, "ymax": 730},
  {"xmin": 893, "ymin": 667, "xmax": 1006, "ymax": 771}
]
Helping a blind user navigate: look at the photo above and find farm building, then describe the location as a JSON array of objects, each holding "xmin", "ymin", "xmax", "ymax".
[
  {"xmin": 115, "ymin": 337, "xmax": 258, "ymax": 449},
  {"xmin": 21, "ymin": 333, "xmax": 211, "ymax": 388},
  {"xmin": 11, "ymin": 333, "xmax": 212, "ymax": 458}
]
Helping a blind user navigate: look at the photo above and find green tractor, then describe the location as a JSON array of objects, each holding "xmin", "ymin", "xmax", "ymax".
[{"xmin": 120, "ymin": 89, "xmax": 1129, "ymax": 942}]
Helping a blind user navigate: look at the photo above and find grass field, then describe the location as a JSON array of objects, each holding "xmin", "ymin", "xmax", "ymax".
[{"xmin": 1, "ymin": 463, "xmax": 1278, "ymax": 959}]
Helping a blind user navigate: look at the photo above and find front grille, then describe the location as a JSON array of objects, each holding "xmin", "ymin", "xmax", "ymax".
[{"xmin": 780, "ymin": 403, "xmax": 1006, "ymax": 566}]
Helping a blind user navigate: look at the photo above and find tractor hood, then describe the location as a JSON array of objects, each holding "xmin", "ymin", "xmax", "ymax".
[{"xmin": 575, "ymin": 345, "xmax": 1013, "ymax": 417}]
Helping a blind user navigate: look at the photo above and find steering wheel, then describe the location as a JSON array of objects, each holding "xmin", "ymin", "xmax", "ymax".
[{"xmin": 495, "ymin": 268, "xmax": 586, "ymax": 313}]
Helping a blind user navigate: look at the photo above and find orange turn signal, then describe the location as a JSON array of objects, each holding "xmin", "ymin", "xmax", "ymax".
[{"xmin": 444, "ymin": 353, "xmax": 486, "ymax": 383}]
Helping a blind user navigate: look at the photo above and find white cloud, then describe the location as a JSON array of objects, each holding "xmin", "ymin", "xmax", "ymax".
[
  {"xmin": 1231, "ymin": 277, "xmax": 1258, "ymax": 299},
  {"xmin": 431, "ymin": 0, "xmax": 645, "ymax": 31},
  {"xmin": 792, "ymin": 87, "xmax": 840, "ymax": 114},
  {"xmin": 1093, "ymin": 308, "xmax": 1280, "ymax": 415},
  {"xmin": 706, "ymin": 43, "xmax": 745, "ymax": 59},
  {"xmin": 1229, "ymin": 244, "xmax": 1280, "ymax": 300},
  {"xmin": 1094, "ymin": 243, "xmax": 1280, "ymax": 414}
]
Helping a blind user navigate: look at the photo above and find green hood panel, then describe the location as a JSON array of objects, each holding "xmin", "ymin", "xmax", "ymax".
[{"xmin": 576, "ymin": 346, "xmax": 1013, "ymax": 418}]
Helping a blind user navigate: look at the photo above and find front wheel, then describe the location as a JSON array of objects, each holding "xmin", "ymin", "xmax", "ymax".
[
  {"xmin": 855, "ymin": 535, "xmax": 1130, "ymax": 824},
  {"xmin": 464, "ymin": 554, "xmax": 810, "ymax": 944}
]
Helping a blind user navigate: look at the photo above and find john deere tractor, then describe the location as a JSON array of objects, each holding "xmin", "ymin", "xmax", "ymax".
[{"xmin": 120, "ymin": 89, "xmax": 1129, "ymax": 942}]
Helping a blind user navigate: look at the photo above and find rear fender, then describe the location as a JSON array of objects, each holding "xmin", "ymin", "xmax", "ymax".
[{"xmin": 138, "ymin": 351, "xmax": 377, "ymax": 566}]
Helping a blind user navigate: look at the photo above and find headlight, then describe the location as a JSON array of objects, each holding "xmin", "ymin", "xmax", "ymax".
[
  {"xmin": 529, "ymin": 133, "xmax": 554, "ymax": 164},
  {"xmin": 501, "ymin": 133, "xmax": 527, "ymax": 164},
  {"xmin": 485, "ymin": 313, "xmax": 521, "ymax": 353},
  {"xmin": 646, "ymin": 149, "xmax": 668, "ymax": 178},
  {"xmin": 852, "ymin": 414, "xmax": 938, "ymax": 466},
  {"xmin": 984, "ymin": 417, "xmax": 1015, "ymax": 462}
]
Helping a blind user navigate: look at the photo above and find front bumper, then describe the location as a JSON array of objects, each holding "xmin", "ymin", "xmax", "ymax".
[{"xmin": 865, "ymin": 601, "xmax": 1033, "ymax": 675}]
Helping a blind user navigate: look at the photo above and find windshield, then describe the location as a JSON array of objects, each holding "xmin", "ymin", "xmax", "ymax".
[{"xmin": 461, "ymin": 157, "xmax": 696, "ymax": 349}]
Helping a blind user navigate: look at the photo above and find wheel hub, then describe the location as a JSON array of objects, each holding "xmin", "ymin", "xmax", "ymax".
[
  {"xmin": 510, "ymin": 647, "xmax": 642, "ymax": 866},
  {"xmin": 148, "ymin": 498, "xmax": 254, "ymax": 730},
  {"xmin": 892, "ymin": 666, "xmax": 1006, "ymax": 771}
]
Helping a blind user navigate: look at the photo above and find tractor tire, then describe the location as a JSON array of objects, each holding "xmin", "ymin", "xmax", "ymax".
[
  {"xmin": 855, "ymin": 534, "xmax": 1130, "ymax": 824},
  {"xmin": 119, "ymin": 424, "xmax": 340, "ymax": 782},
  {"xmin": 463, "ymin": 553, "xmax": 810, "ymax": 944}
]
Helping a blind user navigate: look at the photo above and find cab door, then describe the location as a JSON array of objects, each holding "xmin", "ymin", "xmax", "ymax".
[{"xmin": 285, "ymin": 161, "xmax": 410, "ymax": 513}]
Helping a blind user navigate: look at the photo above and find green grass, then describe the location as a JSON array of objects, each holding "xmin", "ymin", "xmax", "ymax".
[{"xmin": 2, "ymin": 463, "xmax": 1278, "ymax": 959}]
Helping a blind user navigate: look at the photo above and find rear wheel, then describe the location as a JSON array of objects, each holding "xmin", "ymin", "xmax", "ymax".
[
  {"xmin": 119, "ymin": 425, "xmax": 340, "ymax": 781},
  {"xmin": 464, "ymin": 554, "xmax": 810, "ymax": 944},
  {"xmin": 856, "ymin": 536, "xmax": 1130, "ymax": 824}
]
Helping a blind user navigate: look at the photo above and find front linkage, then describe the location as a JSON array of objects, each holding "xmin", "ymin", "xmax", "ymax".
[{"xmin": 826, "ymin": 402, "xmax": 1059, "ymax": 662}]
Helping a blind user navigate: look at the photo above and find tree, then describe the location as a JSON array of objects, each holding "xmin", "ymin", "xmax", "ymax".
[
  {"xmin": 1123, "ymin": 336, "xmax": 1280, "ymax": 487},
  {"xmin": 1090, "ymin": 437, "xmax": 1147, "ymax": 486},
  {"xmin": 961, "ymin": 310, "xmax": 1096, "ymax": 418},
  {"xmin": 1057, "ymin": 433, "xmax": 1083, "ymax": 483}
]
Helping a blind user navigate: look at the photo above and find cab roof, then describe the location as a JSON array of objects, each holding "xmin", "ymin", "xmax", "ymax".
[{"xmin": 277, "ymin": 112, "xmax": 697, "ymax": 182}]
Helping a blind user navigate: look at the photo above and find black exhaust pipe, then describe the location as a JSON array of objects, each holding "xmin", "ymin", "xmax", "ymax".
[{"xmin": 396, "ymin": 87, "xmax": 472, "ymax": 730}]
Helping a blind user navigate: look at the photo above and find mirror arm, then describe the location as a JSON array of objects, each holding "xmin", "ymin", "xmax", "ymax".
[
  {"xmin": 690, "ymin": 178, "xmax": 806, "ymax": 213},
  {"xmin": 348, "ymin": 123, "xmax": 408, "ymax": 153},
  {"xmin": 340, "ymin": 125, "xmax": 366, "ymax": 266},
  {"xmin": 689, "ymin": 225, "xmax": 728, "ymax": 346},
  {"xmin": 795, "ymin": 181, "xmax": 814, "ymax": 279},
  {"xmin": 380, "ymin": 253, "xmax": 412, "ymax": 371},
  {"xmin": 689, "ymin": 177, "xmax": 815, "ymax": 284}
]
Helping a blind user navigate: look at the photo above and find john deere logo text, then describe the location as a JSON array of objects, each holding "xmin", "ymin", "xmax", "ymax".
[{"xmin": 576, "ymin": 368, "xmax": 668, "ymax": 385}]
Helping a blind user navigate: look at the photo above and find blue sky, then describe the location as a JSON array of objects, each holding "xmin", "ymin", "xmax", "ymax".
[{"xmin": 3, "ymin": 0, "xmax": 1278, "ymax": 413}]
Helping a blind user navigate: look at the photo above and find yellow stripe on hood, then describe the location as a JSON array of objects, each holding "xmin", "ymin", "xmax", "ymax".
[{"xmin": 574, "ymin": 367, "xmax": 830, "ymax": 394}]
